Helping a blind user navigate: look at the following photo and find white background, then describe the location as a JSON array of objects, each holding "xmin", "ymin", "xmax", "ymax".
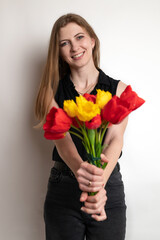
[{"xmin": 0, "ymin": 0, "xmax": 160, "ymax": 239}]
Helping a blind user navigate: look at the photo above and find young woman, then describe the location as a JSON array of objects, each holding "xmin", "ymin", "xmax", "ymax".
[{"xmin": 35, "ymin": 13, "xmax": 128, "ymax": 240}]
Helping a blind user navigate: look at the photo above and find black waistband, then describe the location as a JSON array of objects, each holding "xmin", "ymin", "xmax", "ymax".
[
  {"xmin": 53, "ymin": 161, "xmax": 120, "ymax": 178},
  {"xmin": 53, "ymin": 161, "xmax": 75, "ymax": 178}
]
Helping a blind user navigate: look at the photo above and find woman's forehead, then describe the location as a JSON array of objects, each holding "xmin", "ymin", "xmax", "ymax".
[{"xmin": 59, "ymin": 22, "xmax": 87, "ymax": 40}]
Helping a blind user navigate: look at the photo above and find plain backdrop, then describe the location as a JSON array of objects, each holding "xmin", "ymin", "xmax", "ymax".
[{"xmin": 0, "ymin": 0, "xmax": 160, "ymax": 239}]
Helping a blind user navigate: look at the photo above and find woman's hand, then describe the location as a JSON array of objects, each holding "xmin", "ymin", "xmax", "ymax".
[
  {"xmin": 80, "ymin": 189, "xmax": 107, "ymax": 221},
  {"xmin": 76, "ymin": 161, "xmax": 105, "ymax": 193},
  {"xmin": 76, "ymin": 154, "xmax": 109, "ymax": 193},
  {"xmin": 76, "ymin": 154, "xmax": 109, "ymax": 221}
]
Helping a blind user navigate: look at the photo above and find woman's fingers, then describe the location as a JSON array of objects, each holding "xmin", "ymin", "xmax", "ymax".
[
  {"xmin": 100, "ymin": 153, "xmax": 109, "ymax": 163},
  {"xmin": 78, "ymin": 176, "xmax": 103, "ymax": 186},
  {"xmin": 83, "ymin": 197, "xmax": 107, "ymax": 213},
  {"xmin": 79, "ymin": 161, "xmax": 104, "ymax": 175},
  {"xmin": 81, "ymin": 188, "xmax": 107, "ymax": 215},
  {"xmin": 79, "ymin": 182, "xmax": 103, "ymax": 192},
  {"xmin": 80, "ymin": 192, "xmax": 88, "ymax": 202},
  {"xmin": 78, "ymin": 176, "xmax": 104, "ymax": 192},
  {"xmin": 85, "ymin": 188, "xmax": 107, "ymax": 204},
  {"xmin": 76, "ymin": 162, "xmax": 105, "ymax": 192},
  {"xmin": 77, "ymin": 172, "xmax": 103, "ymax": 184},
  {"xmin": 91, "ymin": 209, "xmax": 107, "ymax": 221}
]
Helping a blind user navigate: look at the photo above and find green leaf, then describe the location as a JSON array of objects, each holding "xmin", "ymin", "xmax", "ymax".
[
  {"xmin": 87, "ymin": 129, "xmax": 95, "ymax": 145},
  {"xmin": 87, "ymin": 129, "xmax": 96, "ymax": 157},
  {"xmin": 95, "ymin": 142, "xmax": 102, "ymax": 158}
]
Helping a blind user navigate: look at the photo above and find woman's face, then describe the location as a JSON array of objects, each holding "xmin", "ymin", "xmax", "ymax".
[{"xmin": 59, "ymin": 22, "xmax": 95, "ymax": 69}]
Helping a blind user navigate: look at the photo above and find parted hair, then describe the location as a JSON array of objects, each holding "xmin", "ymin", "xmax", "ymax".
[{"xmin": 34, "ymin": 13, "xmax": 100, "ymax": 127}]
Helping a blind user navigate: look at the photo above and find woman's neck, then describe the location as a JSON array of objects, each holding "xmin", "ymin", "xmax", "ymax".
[{"xmin": 70, "ymin": 64, "xmax": 99, "ymax": 90}]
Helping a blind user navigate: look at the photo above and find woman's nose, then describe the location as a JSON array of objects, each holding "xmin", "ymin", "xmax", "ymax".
[{"xmin": 70, "ymin": 41, "xmax": 79, "ymax": 52}]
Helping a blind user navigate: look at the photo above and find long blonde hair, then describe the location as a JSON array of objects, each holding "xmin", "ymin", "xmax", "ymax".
[{"xmin": 35, "ymin": 13, "xmax": 100, "ymax": 127}]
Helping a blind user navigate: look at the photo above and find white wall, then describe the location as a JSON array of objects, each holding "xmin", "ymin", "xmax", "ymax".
[{"xmin": 0, "ymin": 0, "xmax": 160, "ymax": 239}]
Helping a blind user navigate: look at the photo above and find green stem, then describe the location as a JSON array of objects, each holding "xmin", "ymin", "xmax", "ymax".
[
  {"xmin": 88, "ymin": 129, "xmax": 96, "ymax": 157},
  {"xmin": 75, "ymin": 119, "xmax": 91, "ymax": 153},
  {"xmin": 81, "ymin": 125, "xmax": 91, "ymax": 153},
  {"xmin": 100, "ymin": 122, "xmax": 109, "ymax": 144},
  {"xmin": 74, "ymin": 118, "xmax": 90, "ymax": 149},
  {"xmin": 71, "ymin": 124, "xmax": 82, "ymax": 134},
  {"xmin": 69, "ymin": 130, "xmax": 83, "ymax": 140},
  {"xmin": 98, "ymin": 124, "xmax": 103, "ymax": 142},
  {"xmin": 91, "ymin": 144, "xmax": 95, "ymax": 157}
]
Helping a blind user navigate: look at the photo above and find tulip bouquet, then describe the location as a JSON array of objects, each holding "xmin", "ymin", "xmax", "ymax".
[{"xmin": 43, "ymin": 85, "xmax": 145, "ymax": 175}]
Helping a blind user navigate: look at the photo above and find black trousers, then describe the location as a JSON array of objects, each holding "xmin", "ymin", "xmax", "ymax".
[{"xmin": 44, "ymin": 164, "xmax": 126, "ymax": 240}]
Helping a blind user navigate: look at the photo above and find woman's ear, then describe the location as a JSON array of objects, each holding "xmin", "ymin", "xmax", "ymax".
[{"xmin": 91, "ymin": 38, "xmax": 96, "ymax": 49}]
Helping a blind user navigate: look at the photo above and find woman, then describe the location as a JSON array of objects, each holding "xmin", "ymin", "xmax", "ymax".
[{"xmin": 35, "ymin": 13, "xmax": 127, "ymax": 240}]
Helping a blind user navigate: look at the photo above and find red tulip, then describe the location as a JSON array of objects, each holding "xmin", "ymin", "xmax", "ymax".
[
  {"xmin": 102, "ymin": 85, "xmax": 145, "ymax": 124},
  {"xmin": 85, "ymin": 114, "xmax": 102, "ymax": 129},
  {"xmin": 44, "ymin": 131, "xmax": 65, "ymax": 140},
  {"xmin": 83, "ymin": 93, "xmax": 96, "ymax": 103},
  {"xmin": 43, "ymin": 107, "xmax": 72, "ymax": 139},
  {"xmin": 102, "ymin": 96, "xmax": 131, "ymax": 124},
  {"xmin": 120, "ymin": 85, "xmax": 145, "ymax": 111}
]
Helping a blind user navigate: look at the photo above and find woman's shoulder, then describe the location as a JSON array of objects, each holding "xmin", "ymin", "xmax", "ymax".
[{"xmin": 116, "ymin": 81, "xmax": 127, "ymax": 97}]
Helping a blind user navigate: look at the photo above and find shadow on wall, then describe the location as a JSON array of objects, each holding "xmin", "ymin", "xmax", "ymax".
[
  {"xmin": 26, "ymin": 45, "xmax": 53, "ymax": 239},
  {"xmin": 28, "ymin": 45, "xmax": 54, "ymax": 180},
  {"xmin": 28, "ymin": 44, "xmax": 54, "ymax": 167}
]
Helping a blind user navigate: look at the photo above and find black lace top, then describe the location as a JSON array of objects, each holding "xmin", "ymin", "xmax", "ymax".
[{"xmin": 52, "ymin": 68, "xmax": 121, "ymax": 162}]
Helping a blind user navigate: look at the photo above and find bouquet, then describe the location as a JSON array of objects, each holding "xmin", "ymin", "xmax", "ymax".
[{"xmin": 43, "ymin": 85, "xmax": 145, "ymax": 193}]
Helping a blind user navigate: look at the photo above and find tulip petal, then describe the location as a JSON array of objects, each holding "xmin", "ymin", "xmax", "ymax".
[
  {"xmin": 83, "ymin": 93, "xmax": 96, "ymax": 103},
  {"xmin": 120, "ymin": 85, "xmax": 145, "ymax": 111},
  {"xmin": 102, "ymin": 85, "xmax": 145, "ymax": 124},
  {"xmin": 102, "ymin": 96, "xmax": 131, "ymax": 124},
  {"xmin": 63, "ymin": 100, "xmax": 77, "ymax": 117},
  {"xmin": 96, "ymin": 89, "xmax": 112, "ymax": 109},
  {"xmin": 43, "ymin": 107, "xmax": 72, "ymax": 140},
  {"xmin": 76, "ymin": 95, "xmax": 100, "ymax": 121},
  {"xmin": 44, "ymin": 131, "xmax": 65, "ymax": 140},
  {"xmin": 85, "ymin": 114, "xmax": 102, "ymax": 129}
]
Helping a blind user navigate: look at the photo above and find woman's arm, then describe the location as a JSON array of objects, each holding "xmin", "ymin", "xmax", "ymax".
[
  {"xmin": 48, "ymin": 98, "xmax": 83, "ymax": 176},
  {"xmin": 102, "ymin": 116, "xmax": 128, "ymax": 185},
  {"xmin": 102, "ymin": 81, "xmax": 128, "ymax": 185},
  {"xmin": 53, "ymin": 133, "xmax": 83, "ymax": 176}
]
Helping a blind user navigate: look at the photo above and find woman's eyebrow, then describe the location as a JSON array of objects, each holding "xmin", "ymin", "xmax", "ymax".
[
  {"xmin": 59, "ymin": 32, "xmax": 85, "ymax": 43},
  {"xmin": 74, "ymin": 32, "xmax": 85, "ymax": 37}
]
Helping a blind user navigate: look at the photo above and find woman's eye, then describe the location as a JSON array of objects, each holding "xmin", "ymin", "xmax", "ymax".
[
  {"xmin": 60, "ymin": 41, "xmax": 69, "ymax": 47},
  {"xmin": 77, "ymin": 35, "xmax": 84, "ymax": 40}
]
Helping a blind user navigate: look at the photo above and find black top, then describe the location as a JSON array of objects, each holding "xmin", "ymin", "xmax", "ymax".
[{"xmin": 52, "ymin": 68, "xmax": 121, "ymax": 162}]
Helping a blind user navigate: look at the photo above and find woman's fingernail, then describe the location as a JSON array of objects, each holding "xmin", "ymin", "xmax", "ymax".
[{"xmin": 81, "ymin": 207, "xmax": 84, "ymax": 211}]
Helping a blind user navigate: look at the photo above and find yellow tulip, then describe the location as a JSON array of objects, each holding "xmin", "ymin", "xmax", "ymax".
[
  {"xmin": 63, "ymin": 100, "xmax": 77, "ymax": 117},
  {"xmin": 76, "ymin": 95, "xmax": 100, "ymax": 121},
  {"xmin": 96, "ymin": 89, "xmax": 112, "ymax": 109}
]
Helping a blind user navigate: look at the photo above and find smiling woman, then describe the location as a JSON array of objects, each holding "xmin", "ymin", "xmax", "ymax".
[{"xmin": 35, "ymin": 13, "xmax": 128, "ymax": 240}]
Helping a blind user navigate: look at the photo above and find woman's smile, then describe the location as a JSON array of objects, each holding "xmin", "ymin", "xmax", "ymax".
[{"xmin": 71, "ymin": 51, "xmax": 85, "ymax": 60}]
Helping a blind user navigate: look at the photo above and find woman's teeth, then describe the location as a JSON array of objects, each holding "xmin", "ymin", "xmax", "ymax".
[{"xmin": 72, "ymin": 52, "xmax": 84, "ymax": 59}]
